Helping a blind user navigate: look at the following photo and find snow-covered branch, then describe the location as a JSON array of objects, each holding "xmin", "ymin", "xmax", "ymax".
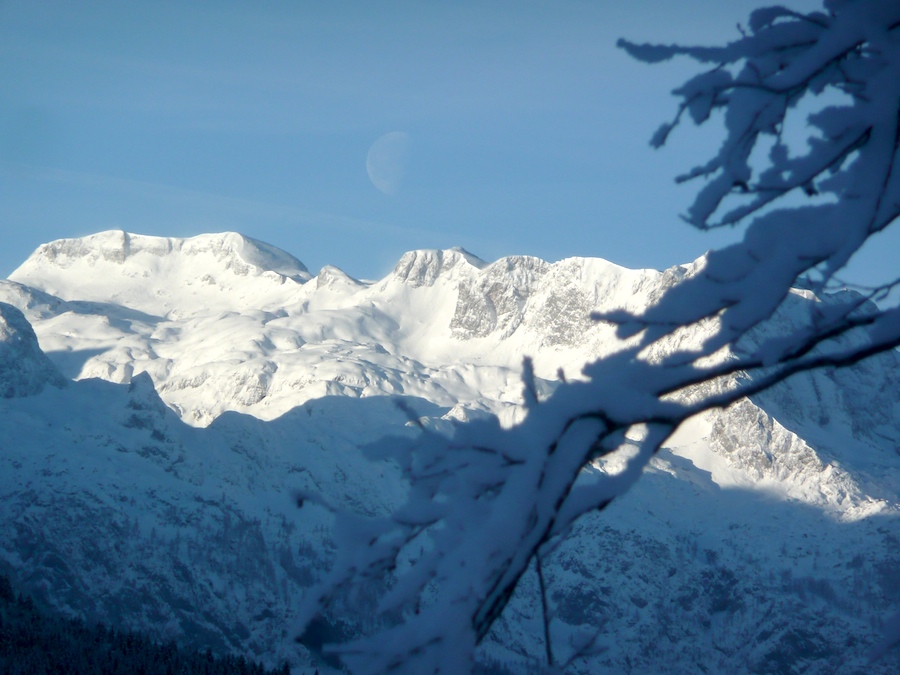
[{"xmin": 295, "ymin": 2, "xmax": 900, "ymax": 671}]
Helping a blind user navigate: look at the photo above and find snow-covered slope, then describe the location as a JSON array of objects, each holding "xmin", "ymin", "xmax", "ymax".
[
  {"xmin": 6, "ymin": 232, "xmax": 655, "ymax": 426},
  {"xmin": 1, "ymin": 230, "xmax": 899, "ymax": 673},
  {"xmin": 11, "ymin": 230, "xmax": 311, "ymax": 314}
]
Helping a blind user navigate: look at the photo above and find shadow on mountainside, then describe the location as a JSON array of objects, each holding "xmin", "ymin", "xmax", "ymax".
[
  {"xmin": 0, "ymin": 372, "xmax": 898, "ymax": 673},
  {"xmin": 484, "ymin": 452, "xmax": 900, "ymax": 673},
  {"xmin": 45, "ymin": 347, "xmax": 112, "ymax": 379}
]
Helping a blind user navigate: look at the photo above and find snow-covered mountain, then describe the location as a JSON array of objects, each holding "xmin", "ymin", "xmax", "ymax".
[{"xmin": 1, "ymin": 230, "xmax": 898, "ymax": 673}]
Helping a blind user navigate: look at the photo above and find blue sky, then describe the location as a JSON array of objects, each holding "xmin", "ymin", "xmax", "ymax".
[{"xmin": 6, "ymin": 0, "xmax": 893, "ymax": 288}]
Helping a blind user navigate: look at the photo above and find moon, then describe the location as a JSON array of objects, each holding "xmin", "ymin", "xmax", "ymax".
[{"xmin": 366, "ymin": 131, "xmax": 410, "ymax": 196}]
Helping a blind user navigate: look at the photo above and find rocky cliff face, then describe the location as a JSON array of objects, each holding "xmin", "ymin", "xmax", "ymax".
[
  {"xmin": 0, "ymin": 302, "xmax": 65, "ymax": 398},
  {"xmin": 0, "ymin": 231, "xmax": 898, "ymax": 673}
]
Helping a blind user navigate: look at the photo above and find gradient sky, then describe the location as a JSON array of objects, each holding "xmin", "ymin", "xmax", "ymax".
[{"xmin": 3, "ymin": 0, "xmax": 892, "ymax": 288}]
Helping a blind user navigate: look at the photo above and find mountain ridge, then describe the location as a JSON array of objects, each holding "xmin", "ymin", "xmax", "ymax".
[{"xmin": 1, "ymin": 230, "xmax": 899, "ymax": 673}]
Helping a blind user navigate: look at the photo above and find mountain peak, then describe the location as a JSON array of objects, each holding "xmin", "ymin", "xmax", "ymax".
[
  {"xmin": 9, "ymin": 231, "xmax": 312, "ymax": 315},
  {"xmin": 392, "ymin": 248, "xmax": 487, "ymax": 288},
  {"xmin": 14, "ymin": 230, "xmax": 310, "ymax": 280}
]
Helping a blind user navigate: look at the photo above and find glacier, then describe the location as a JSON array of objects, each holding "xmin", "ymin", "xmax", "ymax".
[{"xmin": 1, "ymin": 230, "xmax": 899, "ymax": 673}]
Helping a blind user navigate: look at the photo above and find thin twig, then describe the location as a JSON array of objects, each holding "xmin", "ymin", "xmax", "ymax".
[{"xmin": 536, "ymin": 553, "xmax": 555, "ymax": 668}]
